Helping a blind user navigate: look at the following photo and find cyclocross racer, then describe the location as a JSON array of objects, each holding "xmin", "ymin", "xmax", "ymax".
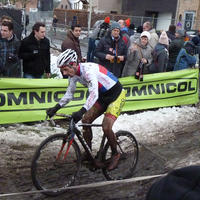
[{"xmin": 46, "ymin": 49, "xmax": 126, "ymax": 171}]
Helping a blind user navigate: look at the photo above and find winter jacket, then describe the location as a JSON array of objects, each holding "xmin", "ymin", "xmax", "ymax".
[
  {"xmin": 94, "ymin": 34, "xmax": 127, "ymax": 78},
  {"xmin": 130, "ymin": 33, "xmax": 141, "ymax": 44},
  {"xmin": 168, "ymin": 37, "xmax": 184, "ymax": 63},
  {"xmin": 166, "ymin": 30, "xmax": 176, "ymax": 43},
  {"xmin": 122, "ymin": 39, "xmax": 152, "ymax": 77},
  {"xmin": 127, "ymin": 29, "xmax": 135, "ymax": 37},
  {"xmin": 121, "ymin": 30, "xmax": 131, "ymax": 48},
  {"xmin": 173, "ymin": 41, "xmax": 197, "ymax": 71},
  {"xmin": 61, "ymin": 31, "xmax": 82, "ymax": 62},
  {"xmin": 0, "ymin": 33, "xmax": 20, "ymax": 75},
  {"xmin": 149, "ymin": 28, "xmax": 158, "ymax": 49},
  {"xmin": 18, "ymin": 32, "xmax": 50, "ymax": 76},
  {"xmin": 149, "ymin": 43, "xmax": 169, "ymax": 73}
]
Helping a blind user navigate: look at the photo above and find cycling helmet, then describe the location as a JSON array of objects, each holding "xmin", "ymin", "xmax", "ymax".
[{"xmin": 57, "ymin": 49, "xmax": 77, "ymax": 68}]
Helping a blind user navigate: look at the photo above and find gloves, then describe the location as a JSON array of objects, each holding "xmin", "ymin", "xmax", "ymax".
[
  {"xmin": 72, "ymin": 107, "xmax": 87, "ymax": 123},
  {"xmin": 46, "ymin": 103, "xmax": 61, "ymax": 118}
]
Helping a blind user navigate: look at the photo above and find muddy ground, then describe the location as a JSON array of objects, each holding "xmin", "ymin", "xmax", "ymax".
[{"xmin": 1, "ymin": 116, "xmax": 200, "ymax": 200}]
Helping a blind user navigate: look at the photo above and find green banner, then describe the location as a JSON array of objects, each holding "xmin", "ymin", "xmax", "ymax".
[{"xmin": 0, "ymin": 69, "xmax": 199, "ymax": 124}]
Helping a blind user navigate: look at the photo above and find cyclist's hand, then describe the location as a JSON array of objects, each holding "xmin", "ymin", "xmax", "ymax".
[
  {"xmin": 46, "ymin": 103, "xmax": 61, "ymax": 118},
  {"xmin": 72, "ymin": 107, "xmax": 87, "ymax": 123}
]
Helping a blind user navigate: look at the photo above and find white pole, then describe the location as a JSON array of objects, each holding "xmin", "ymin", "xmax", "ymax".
[{"xmin": 88, "ymin": 0, "xmax": 93, "ymax": 35}]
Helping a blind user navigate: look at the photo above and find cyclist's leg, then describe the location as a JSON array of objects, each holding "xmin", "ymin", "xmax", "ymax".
[
  {"xmin": 102, "ymin": 90, "xmax": 126, "ymax": 170},
  {"xmin": 82, "ymin": 102, "xmax": 104, "ymax": 149}
]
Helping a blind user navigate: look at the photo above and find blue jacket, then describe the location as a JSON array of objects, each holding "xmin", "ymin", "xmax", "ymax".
[{"xmin": 173, "ymin": 41, "xmax": 197, "ymax": 71}]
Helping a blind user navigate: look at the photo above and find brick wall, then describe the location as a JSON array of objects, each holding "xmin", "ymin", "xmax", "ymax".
[
  {"xmin": 54, "ymin": 9, "xmax": 129, "ymax": 27},
  {"xmin": 178, "ymin": 0, "xmax": 200, "ymax": 29}
]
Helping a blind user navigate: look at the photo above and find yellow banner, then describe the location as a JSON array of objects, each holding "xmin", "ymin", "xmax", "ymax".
[{"xmin": 0, "ymin": 69, "xmax": 199, "ymax": 124}]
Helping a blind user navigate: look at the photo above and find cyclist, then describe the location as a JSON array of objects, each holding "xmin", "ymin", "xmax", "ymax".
[{"xmin": 46, "ymin": 49, "xmax": 126, "ymax": 171}]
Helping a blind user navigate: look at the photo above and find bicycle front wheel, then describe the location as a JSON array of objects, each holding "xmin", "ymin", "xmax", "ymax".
[
  {"xmin": 31, "ymin": 133, "xmax": 81, "ymax": 196},
  {"xmin": 102, "ymin": 130, "xmax": 139, "ymax": 180}
]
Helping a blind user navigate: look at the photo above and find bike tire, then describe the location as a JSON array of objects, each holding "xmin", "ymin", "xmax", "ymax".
[
  {"xmin": 31, "ymin": 133, "xmax": 81, "ymax": 196},
  {"xmin": 102, "ymin": 130, "xmax": 139, "ymax": 180}
]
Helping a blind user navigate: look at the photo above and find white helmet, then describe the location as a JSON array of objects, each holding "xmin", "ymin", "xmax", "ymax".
[{"xmin": 57, "ymin": 49, "xmax": 77, "ymax": 68}]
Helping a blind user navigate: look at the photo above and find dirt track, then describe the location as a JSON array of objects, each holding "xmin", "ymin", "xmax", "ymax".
[{"xmin": 1, "ymin": 116, "xmax": 200, "ymax": 200}]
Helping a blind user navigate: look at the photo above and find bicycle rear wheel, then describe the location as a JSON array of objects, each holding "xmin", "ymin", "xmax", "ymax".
[
  {"xmin": 102, "ymin": 131, "xmax": 139, "ymax": 180},
  {"xmin": 31, "ymin": 133, "xmax": 81, "ymax": 196}
]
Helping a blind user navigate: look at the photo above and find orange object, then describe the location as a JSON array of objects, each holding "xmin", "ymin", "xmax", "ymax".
[
  {"xmin": 104, "ymin": 16, "xmax": 110, "ymax": 24},
  {"xmin": 125, "ymin": 18, "xmax": 130, "ymax": 27}
]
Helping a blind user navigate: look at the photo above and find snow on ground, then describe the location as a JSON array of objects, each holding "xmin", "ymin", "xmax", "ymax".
[
  {"xmin": 1, "ymin": 53, "xmax": 200, "ymax": 162},
  {"xmin": 1, "ymin": 105, "xmax": 200, "ymax": 152}
]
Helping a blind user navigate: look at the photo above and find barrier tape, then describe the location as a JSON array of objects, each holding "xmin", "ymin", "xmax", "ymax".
[{"xmin": 0, "ymin": 173, "xmax": 167, "ymax": 197}]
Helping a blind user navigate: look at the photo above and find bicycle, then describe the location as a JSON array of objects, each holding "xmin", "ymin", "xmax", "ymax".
[{"xmin": 31, "ymin": 113, "xmax": 139, "ymax": 196}]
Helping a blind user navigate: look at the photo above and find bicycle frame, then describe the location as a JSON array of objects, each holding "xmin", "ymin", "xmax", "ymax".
[{"xmin": 69, "ymin": 120, "xmax": 106, "ymax": 168}]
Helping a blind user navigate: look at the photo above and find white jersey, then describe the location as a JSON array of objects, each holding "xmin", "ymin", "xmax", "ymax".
[{"xmin": 59, "ymin": 62, "xmax": 120, "ymax": 111}]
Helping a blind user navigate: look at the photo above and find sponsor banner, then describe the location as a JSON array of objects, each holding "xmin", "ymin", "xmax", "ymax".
[{"xmin": 0, "ymin": 69, "xmax": 199, "ymax": 124}]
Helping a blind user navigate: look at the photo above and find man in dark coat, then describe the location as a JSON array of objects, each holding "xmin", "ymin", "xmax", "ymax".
[
  {"xmin": 94, "ymin": 22, "xmax": 127, "ymax": 78},
  {"xmin": 166, "ymin": 29, "xmax": 185, "ymax": 71},
  {"xmin": 61, "ymin": 24, "xmax": 83, "ymax": 63},
  {"xmin": 19, "ymin": 22, "xmax": 51, "ymax": 78},
  {"xmin": 0, "ymin": 20, "xmax": 20, "ymax": 77}
]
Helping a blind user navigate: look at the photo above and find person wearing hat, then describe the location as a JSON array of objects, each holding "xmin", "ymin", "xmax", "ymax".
[
  {"xmin": 148, "ymin": 31, "xmax": 169, "ymax": 74},
  {"xmin": 122, "ymin": 31, "xmax": 152, "ymax": 77},
  {"xmin": 87, "ymin": 16, "xmax": 110, "ymax": 62},
  {"xmin": 96, "ymin": 16, "xmax": 110, "ymax": 40},
  {"xmin": 174, "ymin": 36, "xmax": 199, "ymax": 71},
  {"xmin": 118, "ymin": 19, "xmax": 131, "ymax": 48},
  {"xmin": 94, "ymin": 21, "xmax": 127, "ymax": 78},
  {"xmin": 166, "ymin": 29, "xmax": 185, "ymax": 71},
  {"xmin": 145, "ymin": 165, "xmax": 200, "ymax": 200}
]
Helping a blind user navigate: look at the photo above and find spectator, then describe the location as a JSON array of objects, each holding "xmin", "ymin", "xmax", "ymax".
[
  {"xmin": 61, "ymin": 24, "xmax": 84, "ymax": 63},
  {"xmin": 148, "ymin": 31, "xmax": 169, "ymax": 74},
  {"xmin": 143, "ymin": 21, "xmax": 158, "ymax": 49},
  {"xmin": 0, "ymin": 21, "xmax": 20, "ymax": 77},
  {"xmin": 52, "ymin": 15, "xmax": 58, "ymax": 36},
  {"xmin": 196, "ymin": 29, "xmax": 200, "ymax": 66},
  {"xmin": 166, "ymin": 29, "xmax": 185, "ymax": 72},
  {"xmin": 118, "ymin": 19, "xmax": 131, "ymax": 48},
  {"xmin": 94, "ymin": 21, "xmax": 127, "ymax": 78},
  {"xmin": 145, "ymin": 165, "xmax": 200, "ymax": 200},
  {"xmin": 166, "ymin": 24, "xmax": 176, "ymax": 43},
  {"xmin": 130, "ymin": 25, "xmax": 143, "ymax": 43},
  {"xmin": 19, "ymin": 22, "xmax": 51, "ymax": 79},
  {"xmin": 122, "ymin": 31, "xmax": 152, "ymax": 77},
  {"xmin": 127, "ymin": 23, "xmax": 135, "ymax": 37},
  {"xmin": 173, "ymin": 36, "xmax": 199, "ymax": 71},
  {"xmin": 0, "ymin": 15, "xmax": 11, "ymax": 25},
  {"xmin": 71, "ymin": 16, "xmax": 78, "ymax": 27},
  {"xmin": 96, "ymin": 16, "xmax": 110, "ymax": 41},
  {"xmin": 87, "ymin": 16, "xmax": 110, "ymax": 62}
]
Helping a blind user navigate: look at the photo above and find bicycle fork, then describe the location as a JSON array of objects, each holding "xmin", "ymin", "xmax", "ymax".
[{"xmin": 56, "ymin": 132, "xmax": 75, "ymax": 163}]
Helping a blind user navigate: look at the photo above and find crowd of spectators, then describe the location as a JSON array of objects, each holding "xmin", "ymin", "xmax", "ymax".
[
  {"xmin": 0, "ymin": 14, "xmax": 200, "ymax": 80},
  {"xmin": 88, "ymin": 19, "xmax": 200, "ymax": 79}
]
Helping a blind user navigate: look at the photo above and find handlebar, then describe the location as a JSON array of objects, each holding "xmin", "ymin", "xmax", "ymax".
[{"xmin": 46, "ymin": 113, "xmax": 72, "ymax": 127}]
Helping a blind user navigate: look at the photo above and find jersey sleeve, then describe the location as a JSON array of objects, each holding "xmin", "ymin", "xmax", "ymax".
[{"xmin": 58, "ymin": 77, "xmax": 77, "ymax": 107}]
